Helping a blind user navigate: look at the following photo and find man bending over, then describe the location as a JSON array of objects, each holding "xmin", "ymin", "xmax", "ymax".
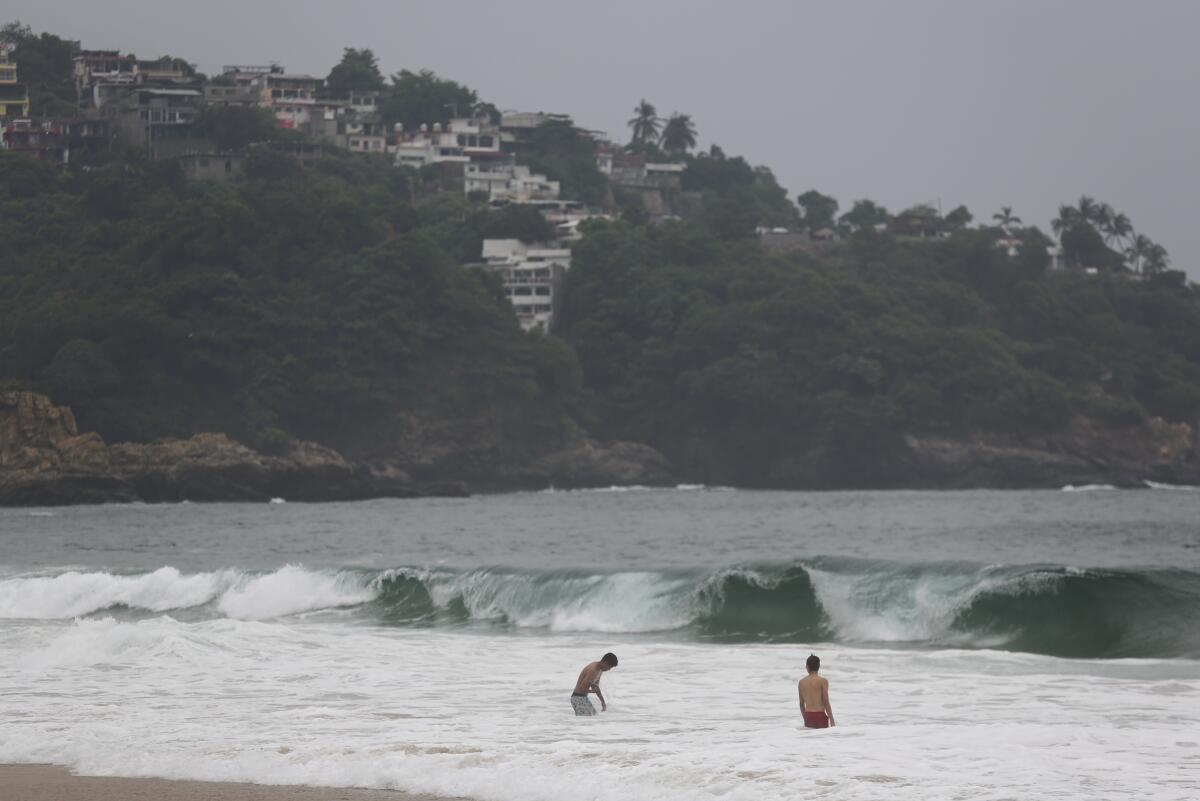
[
  {"xmin": 798, "ymin": 653, "xmax": 835, "ymax": 728},
  {"xmin": 571, "ymin": 652, "xmax": 618, "ymax": 716}
]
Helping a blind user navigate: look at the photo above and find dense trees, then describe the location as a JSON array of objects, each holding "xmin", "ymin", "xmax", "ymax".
[
  {"xmin": 796, "ymin": 190, "xmax": 839, "ymax": 230},
  {"xmin": 558, "ymin": 217, "xmax": 1200, "ymax": 483},
  {"xmin": 1, "ymin": 22, "xmax": 77, "ymax": 116},
  {"xmin": 1052, "ymin": 196, "xmax": 1168, "ymax": 274},
  {"xmin": 519, "ymin": 119, "xmax": 608, "ymax": 206},
  {"xmin": 324, "ymin": 48, "xmax": 386, "ymax": 97},
  {"xmin": 197, "ymin": 106, "xmax": 280, "ymax": 152},
  {"xmin": 0, "ymin": 149, "xmax": 581, "ymax": 456},
  {"xmin": 683, "ymin": 150, "xmax": 797, "ymax": 234},
  {"xmin": 381, "ymin": 69, "xmax": 488, "ymax": 131},
  {"xmin": 840, "ymin": 199, "xmax": 890, "ymax": 232}
]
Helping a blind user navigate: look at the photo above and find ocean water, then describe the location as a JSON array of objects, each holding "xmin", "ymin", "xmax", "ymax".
[{"xmin": 1, "ymin": 488, "xmax": 1198, "ymax": 800}]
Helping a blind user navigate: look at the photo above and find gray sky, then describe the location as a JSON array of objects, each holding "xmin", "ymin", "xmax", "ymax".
[{"xmin": 10, "ymin": 0, "xmax": 1200, "ymax": 277}]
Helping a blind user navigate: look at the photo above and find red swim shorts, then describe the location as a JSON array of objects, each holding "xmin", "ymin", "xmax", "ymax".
[{"xmin": 803, "ymin": 710, "xmax": 829, "ymax": 729}]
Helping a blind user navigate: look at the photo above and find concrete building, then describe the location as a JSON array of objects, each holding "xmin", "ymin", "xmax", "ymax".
[
  {"xmin": 0, "ymin": 117, "xmax": 111, "ymax": 165},
  {"xmin": 607, "ymin": 152, "xmax": 685, "ymax": 218},
  {"xmin": 177, "ymin": 151, "xmax": 246, "ymax": 181},
  {"xmin": 110, "ymin": 86, "xmax": 207, "ymax": 159},
  {"xmin": 499, "ymin": 110, "xmax": 573, "ymax": 154},
  {"xmin": 464, "ymin": 161, "xmax": 560, "ymax": 203},
  {"xmin": 0, "ymin": 120, "xmax": 66, "ymax": 163},
  {"xmin": 480, "ymin": 239, "xmax": 572, "ymax": 332},
  {"xmin": 73, "ymin": 50, "xmax": 136, "ymax": 97},
  {"xmin": 0, "ymin": 45, "xmax": 30, "ymax": 119},
  {"xmin": 392, "ymin": 117, "xmax": 504, "ymax": 167}
]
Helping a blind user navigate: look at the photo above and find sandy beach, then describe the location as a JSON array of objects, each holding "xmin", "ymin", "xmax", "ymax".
[{"xmin": 0, "ymin": 765, "xmax": 449, "ymax": 801}]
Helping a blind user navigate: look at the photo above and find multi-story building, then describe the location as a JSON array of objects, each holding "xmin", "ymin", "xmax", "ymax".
[
  {"xmin": 392, "ymin": 118, "xmax": 503, "ymax": 167},
  {"xmin": 499, "ymin": 110, "xmax": 573, "ymax": 155},
  {"xmin": 0, "ymin": 45, "xmax": 30, "ymax": 119},
  {"xmin": 0, "ymin": 120, "xmax": 66, "ymax": 163},
  {"xmin": 480, "ymin": 239, "xmax": 572, "ymax": 333},
  {"xmin": 110, "ymin": 86, "xmax": 207, "ymax": 159},
  {"xmin": 73, "ymin": 50, "xmax": 136, "ymax": 96},
  {"xmin": 464, "ymin": 162, "xmax": 560, "ymax": 204}
]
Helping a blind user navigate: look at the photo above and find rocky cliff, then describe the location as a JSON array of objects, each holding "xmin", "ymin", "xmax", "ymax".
[
  {"xmin": 0, "ymin": 392, "xmax": 677, "ymax": 505},
  {"xmin": 0, "ymin": 392, "xmax": 465, "ymax": 505},
  {"xmin": 900, "ymin": 416, "xmax": 1200, "ymax": 489},
  {"xmin": 663, "ymin": 414, "xmax": 1199, "ymax": 490}
]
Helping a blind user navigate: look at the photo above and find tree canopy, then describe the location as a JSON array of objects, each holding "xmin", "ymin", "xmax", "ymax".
[
  {"xmin": 1, "ymin": 21, "xmax": 77, "ymax": 116},
  {"xmin": 325, "ymin": 47, "xmax": 386, "ymax": 97},
  {"xmin": 381, "ymin": 69, "xmax": 484, "ymax": 131},
  {"xmin": 0, "ymin": 148, "xmax": 581, "ymax": 459}
]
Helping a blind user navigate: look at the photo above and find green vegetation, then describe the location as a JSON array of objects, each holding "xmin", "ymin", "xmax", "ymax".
[
  {"xmin": 324, "ymin": 47, "xmax": 386, "ymax": 97},
  {"xmin": 1053, "ymin": 196, "xmax": 1169, "ymax": 274},
  {"xmin": 558, "ymin": 219, "xmax": 1199, "ymax": 483},
  {"xmin": 518, "ymin": 119, "xmax": 608, "ymax": 206},
  {"xmin": 0, "ymin": 149, "xmax": 581, "ymax": 458},
  {"xmin": 1, "ymin": 22, "xmax": 77, "ymax": 116},
  {"xmin": 2, "ymin": 23, "xmax": 1197, "ymax": 487}
]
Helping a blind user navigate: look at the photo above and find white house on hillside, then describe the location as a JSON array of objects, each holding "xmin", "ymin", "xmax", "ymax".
[{"xmin": 480, "ymin": 239, "xmax": 572, "ymax": 332}]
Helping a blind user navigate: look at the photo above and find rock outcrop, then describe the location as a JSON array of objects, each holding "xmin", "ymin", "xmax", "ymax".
[
  {"xmin": 0, "ymin": 392, "xmax": 466, "ymax": 506},
  {"xmin": 901, "ymin": 416, "xmax": 1200, "ymax": 489},
  {"xmin": 517, "ymin": 440, "xmax": 675, "ymax": 489}
]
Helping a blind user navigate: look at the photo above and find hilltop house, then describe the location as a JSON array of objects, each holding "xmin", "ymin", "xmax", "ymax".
[
  {"xmin": 479, "ymin": 239, "xmax": 572, "ymax": 332},
  {"xmin": 0, "ymin": 46, "xmax": 30, "ymax": 119},
  {"xmin": 110, "ymin": 86, "xmax": 207, "ymax": 159},
  {"xmin": 0, "ymin": 119, "xmax": 65, "ymax": 162},
  {"xmin": 464, "ymin": 162, "xmax": 560, "ymax": 204}
]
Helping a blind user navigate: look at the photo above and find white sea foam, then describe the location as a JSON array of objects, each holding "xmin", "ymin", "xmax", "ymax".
[
  {"xmin": 1, "ymin": 619, "xmax": 1196, "ymax": 801},
  {"xmin": 422, "ymin": 569, "xmax": 698, "ymax": 633},
  {"xmin": 0, "ymin": 566, "xmax": 228, "ymax": 619},
  {"xmin": 215, "ymin": 566, "xmax": 376, "ymax": 620},
  {"xmin": 0, "ymin": 566, "xmax": 380, "ymax": 622},
  {"xmin": 1144, "ymin": 479, "xmax": 1200, "ymax": 491},
  {"xmin": 1060, "ymin": 483, "xmax": 1119, "ymax": 491}
]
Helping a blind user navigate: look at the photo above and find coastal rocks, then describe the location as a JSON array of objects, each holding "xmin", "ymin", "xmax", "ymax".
[
  {"xmin": 520, "ymin": 440, "xmax": 675, "ymax": 489},
  {"xmin": 0, "ymin": 391, "xmax": 466, "ymax": 506},
  {"xmin": 901, "ymin": 416, "xmax": 1199, "ymax": 489}
]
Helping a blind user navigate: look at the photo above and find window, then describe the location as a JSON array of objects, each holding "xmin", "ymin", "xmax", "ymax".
[
  {"xmin": 535, "ymin": 287, "xmax": 550, "ymax": 296},
  {"xmin": 479, "ymin": 135, "xmax": 493, "ymax": 148}
]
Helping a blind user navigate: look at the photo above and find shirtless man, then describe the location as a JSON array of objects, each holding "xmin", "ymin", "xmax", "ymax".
[
  {"xmin": 798, "ymin": 653, "xmax": 835, "ymax": 728},
  {"xmin": 571, "ymin": 652, "xmax": 618, "ymax": 716}
]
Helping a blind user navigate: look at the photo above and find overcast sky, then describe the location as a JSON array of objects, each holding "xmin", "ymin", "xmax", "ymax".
[{"xmin": 10, "ymin": 0, "xmax": 1199, "ymax": 276}]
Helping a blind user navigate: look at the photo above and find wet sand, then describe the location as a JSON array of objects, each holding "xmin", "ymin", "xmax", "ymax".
[{"xmin": 0, "ymin": 765, "xmax": 451, "ymax": 801}]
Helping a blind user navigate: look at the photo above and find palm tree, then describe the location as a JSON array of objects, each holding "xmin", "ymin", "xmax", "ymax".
[
  {"xmin": 1051, "ymin": 204, "xmax": 1082, "ymax": 237},
  {"xmin": 1124, "ymin": 233, "xmax": 1153, "ymax": 274},
  {"xmin": 992, "ymin": 206, "xmax": 1022, "ymax": 233},
  {"xmin": 627, "ymin": 99, "xmax": 661, "ymax": 148},
  {"xmin": 1144, "ymin": 243, "xmax": 1169, "ymax": 275},
  {"xmin": 1077, "ymin": 195, "xmax": 1100, "ymax": 224},
  {"xmin": 659, "ymin": 113, "xmax": 697, "ymax": 153},
  {"xmin": 1104, "ymin": 212, "xmax": 1132, "ymax": 248}
]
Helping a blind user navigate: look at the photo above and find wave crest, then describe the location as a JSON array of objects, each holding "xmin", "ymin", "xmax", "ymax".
[{"xmin": 2, "ymin": 560, "xmax": 1196, "ymax": 658}]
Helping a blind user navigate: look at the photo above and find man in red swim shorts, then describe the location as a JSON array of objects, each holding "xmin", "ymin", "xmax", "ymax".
[{"xmin": 798, "ymin": 653, "xmax": 835, "ymax": 728}]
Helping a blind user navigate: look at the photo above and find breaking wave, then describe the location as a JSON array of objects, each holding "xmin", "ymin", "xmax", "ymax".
[{"xmin": 2, "ymin": 560, "xmax": 1197, "ymax": 659}]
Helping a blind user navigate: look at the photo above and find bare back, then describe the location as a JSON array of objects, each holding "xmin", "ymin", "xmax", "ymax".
[
  {"xmin": 798, "ymin": 673, "xmax": 828, "ymax": 712},
  {"xmin": 574, "ymin": 661, "xmax": 604, "ymax": 695}
]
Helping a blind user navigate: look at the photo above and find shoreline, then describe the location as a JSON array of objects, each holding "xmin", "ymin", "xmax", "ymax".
[
  {"xmin": 1, "ymin": 477, "xmax": 1197, "ymax": 508},
  {"xmin": 0, "ymin": 765, "xmax": 453, "ymax": 801}
]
